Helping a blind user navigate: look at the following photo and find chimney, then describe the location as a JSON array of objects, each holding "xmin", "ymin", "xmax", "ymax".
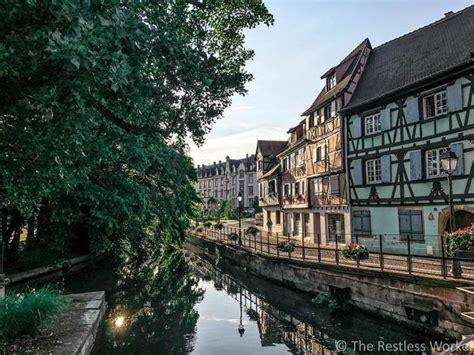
[
  {"xmin": 246, "ymin": 153, "xmax": 249, "ymax": 159},
  {"xmin": 197, "ymin": 164, "xmax": 200, "ymax": 169},
  {"xmin": 444, "ymin": 11, "xmax": 454, "ymax": 18},
  {"xmin": 213, "ymin": 161, "xmax": 216, "ymax": 165},
  {"xmin": 219, "ymin": 160, "xmax": 221, "ymax": 164}
]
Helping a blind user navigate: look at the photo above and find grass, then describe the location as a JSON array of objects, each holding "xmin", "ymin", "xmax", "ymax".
[{"xmin": 0, "ymin": 288, "xmax": 68, "ymax": 339}]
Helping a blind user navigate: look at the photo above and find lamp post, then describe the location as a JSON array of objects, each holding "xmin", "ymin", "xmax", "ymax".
[
  {"xmin": 440, "ymin": 147, "xmax": 461, "ymax": 277},
  {"xmin": 237, "ymin": 192, "xmax": 243, "ymax": 246},
  {"xmin": 217, "ymin": 201, "xmax": 221, "ymax": 224}
]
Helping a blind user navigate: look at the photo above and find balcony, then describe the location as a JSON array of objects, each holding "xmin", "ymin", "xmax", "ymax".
[
  {"xmin": 282, "ymin": 195, "xmax": 308, "ymax": 209},
  {"xmin": 258, "ymin": 192, "xmax": 279, "ymax": 207},
  {"xmin": 306, "ymin": 116, "xmax": 340, "ymax": 141}
]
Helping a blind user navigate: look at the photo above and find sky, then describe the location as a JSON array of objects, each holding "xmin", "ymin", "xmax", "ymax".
[{"xmin": 188, "ymin": 0, "xmax": 472, "ymax": 166}]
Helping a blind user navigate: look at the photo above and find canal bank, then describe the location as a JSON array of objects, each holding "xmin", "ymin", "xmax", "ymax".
[{"xmin": 188, "ymin": 234, "xmax": 474, "ymax": 339}]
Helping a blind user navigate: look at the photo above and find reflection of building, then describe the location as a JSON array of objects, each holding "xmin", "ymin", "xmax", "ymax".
[
  {"xmin": 343, "ymin": 8, "xmax": 474, "ymax": 255},
  {"xmin": 196, "ymin": 154, "xmax": 257, "ymax": 208}
]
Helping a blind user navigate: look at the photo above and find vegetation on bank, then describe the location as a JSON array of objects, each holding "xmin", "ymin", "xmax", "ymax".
[
  {"xmin": 0, "ymin": 1, "xmax": 273, "ymax": 269},
  {"xmin": 0, "ymin": 289, "xmax": 67, "ymax": 339}
]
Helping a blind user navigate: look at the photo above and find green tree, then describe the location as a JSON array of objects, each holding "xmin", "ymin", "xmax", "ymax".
[{"xmin": 0, "ymin": 1, "xmax": 273, "ymax": 266}]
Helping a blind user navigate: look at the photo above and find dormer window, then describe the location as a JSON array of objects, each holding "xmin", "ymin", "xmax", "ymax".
[{"xmin": 327, "ymin": 73, "xmax": 336, "ymax": 91}]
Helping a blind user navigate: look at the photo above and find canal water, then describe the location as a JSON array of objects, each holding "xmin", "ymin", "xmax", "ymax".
[{"xmin": 61, "ymin": 247, "xmax": 448, "ymax": 354}]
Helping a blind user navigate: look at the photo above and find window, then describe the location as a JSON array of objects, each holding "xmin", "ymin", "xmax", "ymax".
[
  {"xmin": 269, "ymin": 180, "xmax": 276, "ymax": 194},
  {"xmin": 290, "ymin": 153, "xmax": 296, "ymax": 169},
  {"xmin": 239, "ymin": 180, "xmax": 244, "ymax": 192},
  {"xmin": 423, "ymin": 90, "xmax": 447, "ymax": 119},
  {"xmin": 275, "ymin": 211, "xmax": 281, "ymax": 224},
  {"xmin": 324, "ymin": 104, "xmax": 332, "ymax": 121},
  {"xmin": 426, "ymin": 147, "xmax": 447, "ymax": 178},
  {"xmin": 330, "ymin": 175, "xmax": 340, "ymax": 196},
  {"xmin": 248, "ymin": 186, "xmax": 254, "ymax": 196},
  {"xmin": 294, "ymin": 213, "xmax": 301, "ymax": 235},
  {"xmin": 308, "ymin": 115, "xmax": 314, "ymax": 128},
  {"xmin": 294, "ymin": 182, "xmax": 300, "ymax": 196},
  {"xmin": 399, "ymin": 210, "xmax": 424, "ymax": 241},
  {"xmin": 239, "ymin": 170, "xmax": 244, "ymax": 179},
  {"xmin": 248, "ymin": 174, "xmax": 253, "ymax": 184},
  {"xmin": 214, "ymin": 179, "xmax": 218, "ymax": 187},
  {"xmin": 314, "ymin": 144, "xmax": 327, "ymax": 162},
  {"xmin": 284, "ymin": 184, "xmax": 290, "ymax": 197},
  {"xmin": 366, "ymin": 158, "xmax": 381, "ymax": 183},
  {"xmin": 313, "ymin": 178, "xmax": 323, "ymax": 195},
  {"xmin": 353, "ymin": 211, "xmax": 371, "ymax": 237},
  {"xmin": 248, "ymin": 198, "xmax": 253, "ymax": 207},
  {"xmin": 364, "ymin": 113, "xmax": 382, "ymax": 135},
  {"xmin": 282, "ymin": 157, "xmax": 288, "ymax": 171},
  {"xmin": 258, "ymin": 160, "xmax": 263, "ymax": 171},
  {"xmin": 327, "ymin": 73, "xmax": 336, "ymax": 91},
  {"xmin": 297, "ymin": 148, "xmax": 304, "ymax": 166}
]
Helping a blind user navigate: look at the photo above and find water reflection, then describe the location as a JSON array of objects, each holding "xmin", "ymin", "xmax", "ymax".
[
  {"xmin": 65, "ymin": 250, "xmax": 203, "ymax": 354},
  {"xmin": 189, "ymin": 252, "xmax": 444, "ymax": 355}
]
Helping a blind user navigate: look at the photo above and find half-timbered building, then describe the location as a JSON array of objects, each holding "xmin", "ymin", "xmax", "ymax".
[
  {"xmin": 256, "ymin": 140, "xmax": 288, "ymax": 234},
  {"xmin": 343, "ymin": 7, "xmax": 474, "ymax": 255},
  {"xmin": 300, "ymin": 39, "xmax": 371, "ymax": 244}
]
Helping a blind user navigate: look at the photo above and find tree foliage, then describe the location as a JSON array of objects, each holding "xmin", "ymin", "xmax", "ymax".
[{"xmin": 0, "ymin": 1, "xmax": 273, "ymax": 266}]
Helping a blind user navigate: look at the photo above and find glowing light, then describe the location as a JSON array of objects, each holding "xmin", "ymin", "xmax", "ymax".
[{"xmin": 114, "ymin": 316, "xmax": 125, "ymax": 328}]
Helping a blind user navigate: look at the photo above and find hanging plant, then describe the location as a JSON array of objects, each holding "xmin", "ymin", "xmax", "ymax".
[
  {"xmin": 277, "ymin": 240, "xmax": 295, "ymax": 253},
  {"xmin": 228, "ymin": 232, "xmax": 239, "ymax": 241},
  {"xmin": 446, "ymin": 226, "xmax": 474, "ymax": 254},
  {"xmin": 214, "ymin": 222, "xmax": 224, "ymax": 230},
  {"xmin": 339, "ymin": 243, "xmax": 369, "ymax": 260},
  {"xmin": 245, "ymin": 226, "xmax": 258, "ymax": 237}
]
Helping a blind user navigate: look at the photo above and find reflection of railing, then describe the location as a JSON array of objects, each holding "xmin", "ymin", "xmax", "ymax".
[{"xmin": 192, "ymin": 227, "xmax": 474, "ymax": 281}]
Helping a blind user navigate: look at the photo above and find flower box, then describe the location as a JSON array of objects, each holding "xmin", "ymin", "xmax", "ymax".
[
  {"xmin": 339, "ymin": 243, "xmax": 369, "ymax": 260},
  {"xmin": 446, "ymin": 226, "xmax": 474, "ymax": 254}
]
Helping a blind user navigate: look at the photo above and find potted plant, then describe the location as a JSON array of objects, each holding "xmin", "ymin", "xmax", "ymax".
[
  {"xmin": 214, "ymin": 222, "xmax": 224, "ymax": 230},
  {"xmin": 228, "ymin": 232, "xmax": 239, "ymax": 241},
  {"xmin": 339, "ymin": 243, "xmax": 370, "ymax": 260},
  {"xmin": 277, "ymin": 240, "xmax": 296, "ymax": 253},
  {"xmin": 446, "ymin": 226, "xmax": 474, "ymax": 257},
  {"xmin": 245, "ymin": 226, "xmax": 258, "ymax": 237}
]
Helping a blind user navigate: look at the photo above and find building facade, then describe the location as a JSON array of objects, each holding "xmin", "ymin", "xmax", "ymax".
[
  {"xmin": 343, "ymin": 8, "xmax": 474, "ymax": 255},
  {"xmin": 196, "ymin": 155, "xmax": 257, "ymax": 209}
]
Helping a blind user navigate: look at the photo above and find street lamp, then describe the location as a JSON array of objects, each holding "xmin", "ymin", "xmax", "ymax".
[
  {"xmin": 238, "ymin": 286, "xmax": 245, "ymax": 337},
  {"xmin": 237, "ymin": 192, "xmax": 243, "ymax": 246},
  {"xmin": 217, "ymin": 201, "xmax": 221, "ymax": 223},
  {"xmin": 440, "ymin": 148, "xmax": 459, "ymax": 232},
  {"xmin": 440, "ymin": 147, "xmax": 460, "ymax": 277}
]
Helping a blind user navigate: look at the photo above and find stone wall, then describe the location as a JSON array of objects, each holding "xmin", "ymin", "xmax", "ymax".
[{"xmin": 189, "ymin": 235, "xmax": 474, "ymax": 339}]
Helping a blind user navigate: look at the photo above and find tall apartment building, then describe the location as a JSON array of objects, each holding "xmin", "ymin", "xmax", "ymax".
[{"xmin": 196, "ymin": 155, "xmax": 257, "ymax": 209}]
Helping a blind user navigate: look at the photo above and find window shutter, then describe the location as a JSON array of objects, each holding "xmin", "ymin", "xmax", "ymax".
[
  {"xmin": 381, "ymin": 154, "xmax": 391, "ymax": 183},
  {"xmin": 351, "ymin": 159, "xmax": 362, "ymax": 186},
  {"xmin": 409, "ymin": 150, "xmax": 422, "ymax": 180},
  {"xmin": 380, "ymin": 108, "xmax": 391, "ymax": 131},
  {"xmin": 405, "ymin": 97, "xmax": 419, "ymax": 123},
  {"xmin": 449, "ymin": 142, "xmax": 464, "ymax": 176},
  {"xmin": 350, "ymin": 115, "xmax": 362, "ymax": 138},
  {"xmin": 447, "ymin": 83, "xmax": 463, "ymax": 112}
]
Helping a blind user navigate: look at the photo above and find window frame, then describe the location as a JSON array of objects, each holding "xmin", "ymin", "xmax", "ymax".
[
  {"xmin": 398, "ymin": 209, "xmax": 424, "ymax": 242},
  {"xmin": 364, "ymin": 113, "xmax": 382, "ymax": 136},
  {"xmin": 365, "ymin": 158, "xmax": 382, "ymax": 184},
  {"xmin": 327, "ymin": 73, "xmax": 336, "ymax": 91},
  {"xmin": 352, "ymin": 210, "xmax": 372, "ymax": 238},
  {"xmin": 423, "ymin": 89, "xmax": 447, "ymax": 119},
  {"xmin": 329, "ymin": 175, "xmax": 340, "ymax": 196},
  {"xmin": 425, "ymin": 147, "xmax": 447, "ymax": 178}
]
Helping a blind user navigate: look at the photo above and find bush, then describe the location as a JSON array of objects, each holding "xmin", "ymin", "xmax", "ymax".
[
  {"xmin": 214, "ymin": 222, "xmax": 224, "ymax": 230},
  {"xmin": 277, "ymin": 241, "xmax": 295, "ymax": 253},
  {"xmin": 0, "ymin": 288, "xmax": 68, "ymax": 339},
  {"xmin": 245, "ymin": 226, "xmax": 258, "ymax": 236},
  {"xmin": 228, "ymin": 232, "xmax": 239, "ymax": 241},
  {"xmin": 203, "ymin": 221, "xmax": 212, "ymax": 228},
  {"xmin": 339, "ymin": 243, "xmax": 369, "ymax": 260}
]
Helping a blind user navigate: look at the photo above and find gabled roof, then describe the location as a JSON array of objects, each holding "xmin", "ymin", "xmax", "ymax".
[
  {"xmin": 256, "ymin": 140, "xmax": 288, "ymax": 157},
  {"xmin": 197, "ymin": 154, "xmax": 256, "ymax": 177},
  {"xmin": 301, "ymin": 38, "xmax": 372, "ymax": 116},
  {"xmin": 261, "ymin": 164, "xmax": 279, "ymax": 179},
  {"xmin": 344, "ymin": 6, "xmax": 474, "ymax": 112}
]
